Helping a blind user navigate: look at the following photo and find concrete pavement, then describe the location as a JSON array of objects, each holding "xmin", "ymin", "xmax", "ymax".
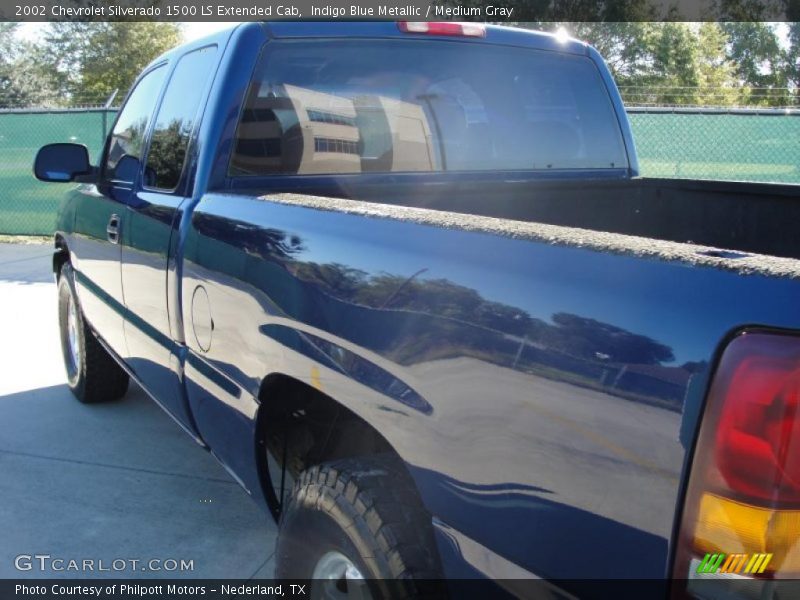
[{"xmin": 0, "ymin": 242, "xmax": 277, "ymax": 579}]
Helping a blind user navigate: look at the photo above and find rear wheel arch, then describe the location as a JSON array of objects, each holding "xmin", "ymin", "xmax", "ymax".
[
  {"xmin": 253, "ymin": 373, "xmax": 424, "ymax": 519},
  {"xmin": 254, "ymin": 374, "xmax": 446, "ymax": 591},
  {"xmin": 276, "ymin": 455, "xmax": 446, "ymax": 592}
]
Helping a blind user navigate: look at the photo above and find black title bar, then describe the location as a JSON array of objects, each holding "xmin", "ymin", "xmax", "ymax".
[
  {"xmin": 1, "ymin": 578, "xmax": 681, "ymax": 600},
  {"xmin": 1, "ymin": 0, "xmax": 798, "ymax": 22}
]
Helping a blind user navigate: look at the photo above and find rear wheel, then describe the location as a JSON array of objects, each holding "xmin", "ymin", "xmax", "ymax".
[
  {"xmin": 275, "ymin": 456, "xmax": 444, "ymax": 599},
  {"xmin": 58, "ymin": 263, "xmax": 129, "ymax": 403}
]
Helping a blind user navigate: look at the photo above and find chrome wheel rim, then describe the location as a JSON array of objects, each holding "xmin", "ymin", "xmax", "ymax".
[
  {"xmin": 66, "ymin": 293, "xmax": 80, "ymax": 376},
  {"xmin": 311, "ymin": 551, "xmax": 370, "ymax": 600}
]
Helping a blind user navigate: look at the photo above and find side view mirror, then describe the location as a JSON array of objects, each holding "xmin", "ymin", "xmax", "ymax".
[{"xmin": 33, "ymin": 143, "xmax": 95, "ymax": 183}]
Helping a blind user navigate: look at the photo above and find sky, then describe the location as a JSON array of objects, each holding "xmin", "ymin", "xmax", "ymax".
[{"xmin": 15, "ymin": 21, "xmax": 241, "ymax": 43}]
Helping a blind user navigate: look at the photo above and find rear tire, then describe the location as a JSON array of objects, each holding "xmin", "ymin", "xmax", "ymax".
[
  {"xmin": 275, "ymin": 456, "xmax": 444, "ymax": 599},
  {"xmin": 58, "ymin": 263, "xmax": 129, "ymax": 403}
]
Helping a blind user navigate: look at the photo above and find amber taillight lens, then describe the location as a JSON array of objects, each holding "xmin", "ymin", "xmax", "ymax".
[{"xmin": 674, "ymin": 332, "xmax": 800, "ymax": 598}]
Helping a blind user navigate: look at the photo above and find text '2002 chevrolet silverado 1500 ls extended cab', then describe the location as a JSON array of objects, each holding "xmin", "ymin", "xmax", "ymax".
[{"xmin": 33, "ymin": 20, "xmax": 800, "ymax": 599}]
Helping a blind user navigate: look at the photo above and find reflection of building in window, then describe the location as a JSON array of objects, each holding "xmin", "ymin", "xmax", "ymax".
[
  {"xmin": 354, "ymin": 96, "xmax": 435, "ymax": 172},
  {"xmin": 232, "ymin": 84, "xmax": 361, "ymax": 174},
  {"xmin": 307, "ymin": 110, "xmax": 357, "ymax": 128},
  {"xmin": 314, "ymin": 138, "xmax": 359, "ymax": 154},
  {"xmin": 231, "ymin": 84, "xmax": 436, "ymax": 175}
]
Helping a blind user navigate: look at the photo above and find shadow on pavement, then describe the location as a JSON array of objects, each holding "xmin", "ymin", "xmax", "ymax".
[{"xmin": 0, "ymin": 383, "xmax": 277, "ymax": 579}]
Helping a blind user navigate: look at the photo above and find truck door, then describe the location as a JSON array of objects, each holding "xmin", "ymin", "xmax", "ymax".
[
  {"xmin": 120, "ymin": 45, "xmax": 218, "ymax": 431},
  {"xmin": 71, "ymin": 65, "xmax": 167, "ymax": 357}
]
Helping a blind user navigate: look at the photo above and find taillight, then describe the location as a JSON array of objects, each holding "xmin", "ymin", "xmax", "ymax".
[
  {"xmin": 674, "ymin": 332, "xmax": 800, "ymax": 598},
  {"xmin": 717, "ymin": 355, "xmax": 800, "ymax": 503},
  {"xmin": 397, "ymin": 21, "xmax": 487, "ymax": 38}
]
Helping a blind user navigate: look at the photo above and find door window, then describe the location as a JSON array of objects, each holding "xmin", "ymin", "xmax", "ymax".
[
  {"xmin": 103, "ymin": 65, "xmax": 167, "ymax": 184},
  {"xmin": 144, "ymin": 45, "xmax": 218, "ymax": 191}
]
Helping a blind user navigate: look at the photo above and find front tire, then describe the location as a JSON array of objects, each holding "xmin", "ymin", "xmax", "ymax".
[
  {"xmin": 275, "ymin": 456, "xmax": 444, "ymax": 599},
  {"xmin": 58, "ymin": 263, "xmax": 129, "ymax": 403}
]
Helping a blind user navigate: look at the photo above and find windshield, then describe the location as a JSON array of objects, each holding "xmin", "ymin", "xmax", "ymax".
[{"xmin": 230, "ymin": 39, "xmax": 629, "ymax": 176}]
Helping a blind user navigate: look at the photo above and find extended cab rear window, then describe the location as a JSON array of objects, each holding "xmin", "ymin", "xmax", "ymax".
[{"xmin": 229, "ymin": 39, "xmax": 628, "ymax": 176}]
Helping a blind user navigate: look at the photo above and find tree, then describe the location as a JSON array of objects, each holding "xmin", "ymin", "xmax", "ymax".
[
  {"xmin": 563, "ymin": 22, "xmax": 656, "ymax": 82},
  {"xmin": 785, "ymin": 22, "xmax": 800, "ymax": 98},
  {"xmin": 720, "ymin": 22, "xmax": 789, "ymax": 106},
  {"xmin": 0, "ymin": 23, "xmax": 21, "ymax": 104},
  {"xmin": 695, "ymin": 23, "xmax": 742, "ymax": 106},
  {"xmin": 714, "ymin": 0, "xmax": 788, "ymax": 21},
  {"xmin": 637, "ymin": 22, "xmax": 700, "ymax": 104},
  {"xmin": 0, "ymin": 23, "xmax": 18, "ymax": 59},
  {"xmin": 512, "ymin": 22, "xmax": 656, "ymax": 83},
  {"xmin": 517, "ymin": 20, "xmax": 797, "ymax": 107},
  {"xmin": 546, "ymin": 313, "xmax": 675, "ymax": 365},
  {"xmin": 522, "ymin": 22, "xmax": 701, "ymax": 104},
  {"xmin": 37, "ymin": 22, "xmax": 182, "ymax": 104},
  {"xmin": 0, "ymin": 23, "xmax": 56, "ymax": 108}
]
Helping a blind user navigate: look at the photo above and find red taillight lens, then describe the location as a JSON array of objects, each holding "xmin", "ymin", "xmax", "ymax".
[
  {"xmin": 674, "ymin": 331, "xmax": 800, "ymax": 592},
  {"xmin": 716, "ymin": 354, "xmax": 800, "ymax": 503},
  {"xmin": 397, "ymin": 21, "xmax": 487, "ymax": 38}
]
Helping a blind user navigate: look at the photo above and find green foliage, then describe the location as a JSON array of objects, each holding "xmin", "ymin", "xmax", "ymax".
[
  {"xmin": 720, "ymin": 22, "xmax": 789, "ymax": 106},
  {"xmin": 638, "ymin": 23, "xmax": 700, "ymax": 103},
  {"xmin": 0, "ymin": 23, "xmax": 21, "ymax": 102},
  {"xmin": 34, "ymin": 22, "xmax": 182, "ymax": 105},
  {"xmin": 521, "ymin": 21, "xmax": 795, "ymax": 107},
  {"xmin": 0, "ymin": 24, "xmax": 53, "ymax": 108},
  {"xmin": 145, "ymin": 118, "xmax": 192, "ymax": 189},
  {"xmin": 695, "ymin": 23, "xmax": 742, "ymax": 106},
  {"xmin": 787, "ymin": 22, "xmax": 800, "ymax": 90},
  {"xmin": 0, "ymin": 23, "xmax": 18, "ymax": 58}
]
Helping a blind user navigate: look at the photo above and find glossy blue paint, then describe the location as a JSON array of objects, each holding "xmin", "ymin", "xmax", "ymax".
[
  {"xmin": 179, "ymin": 192, "xmax": 800, "ymax": 588},
  {"xmin": 44, "ymin": 21, "xmax": 800, "ymax": 591},
  {"xmin": 120, "ymin": 43, "xmax": 221, "ymax": 432}
]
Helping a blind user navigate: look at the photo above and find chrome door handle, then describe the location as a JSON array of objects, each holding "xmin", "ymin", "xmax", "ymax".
[{"xmin": 107, "ymin": 214, "xmax": 120, "ymax": 244}]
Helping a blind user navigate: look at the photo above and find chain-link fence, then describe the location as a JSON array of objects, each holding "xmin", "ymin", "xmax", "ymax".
[
  {"xmin": 628, "ymin": 107, "xmax": 800, "ymax": 184},
  {"xmin": 1, "ymin": 106, "xmax": 799, "ymax": 235},
  {"xmin": 0, "ymin": 108, "xmax": 116, "ymax": 235},
  {"xmin": 618, "ymin": 86, "xmax": 800, "ymax": 109}
]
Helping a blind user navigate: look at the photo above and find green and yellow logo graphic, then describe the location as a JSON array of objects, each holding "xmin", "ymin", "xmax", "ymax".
[{"xmin": 696, "ymin": 552, "xmax": 773, "ymax": 575}]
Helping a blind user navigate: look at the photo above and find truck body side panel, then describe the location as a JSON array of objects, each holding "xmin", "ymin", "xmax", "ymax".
[
  {"xmin": 180, "ymin": 191, "xmax": 800, "ymax": 585},
  {"xmin": 48, "ymin": 22, "xmax": 800, "ymax": 590}
]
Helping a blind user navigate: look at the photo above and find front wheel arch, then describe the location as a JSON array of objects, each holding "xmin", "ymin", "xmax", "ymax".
[{"xmin": 53, "ymin": 234, "xmax": 69, "ymax": 278}]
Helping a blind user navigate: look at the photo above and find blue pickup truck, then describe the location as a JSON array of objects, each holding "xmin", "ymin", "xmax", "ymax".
[{"xmin": 33, "ymin": 21, "xmax": 800, "ymax": 599}]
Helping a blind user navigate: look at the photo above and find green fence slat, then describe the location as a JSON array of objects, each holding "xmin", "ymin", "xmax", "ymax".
[
  {"xmin": 627, "ymin": 112, "xmax": 800, "ymax": 184},
  {"xmin": 0, "ymin": 109, "xmax": 116, "ymax": 235}
]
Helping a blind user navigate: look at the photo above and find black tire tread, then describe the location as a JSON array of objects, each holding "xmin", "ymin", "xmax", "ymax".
[
  {"xmin": 278, "ymin": 455, "xmax": 444, "ymax": 598},
  {"xmin": 59, "ymin": 263, "xmax": 129, "ymax": 403},
  {"xmin": 80, "ymin": 315, "xmax": 129, "ymax": 403}
]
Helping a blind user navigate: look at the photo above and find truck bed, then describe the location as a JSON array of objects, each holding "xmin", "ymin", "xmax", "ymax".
[{"xmin": 229, "ymin": 176, "xmax": 800, "ymax": 260}]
